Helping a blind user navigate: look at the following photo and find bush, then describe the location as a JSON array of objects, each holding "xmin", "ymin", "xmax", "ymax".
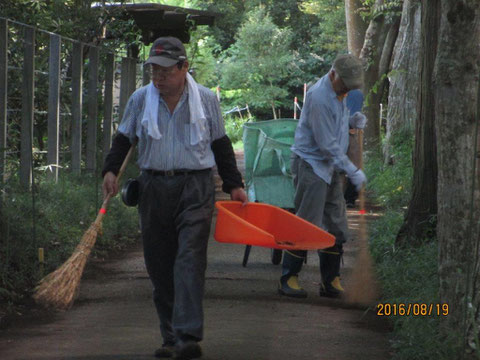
[
  {"xmin": 225, "ymin": 114, "xmax": 250, "ymax": 144},
  {"xmin": 364, "ymin": 131, "xmax": 414, "ymax": 209},
  {"xmin": 0, "ymin": 170, "xmax": 139, "ymax": 304},
  {"xmin": 366, "ymin": 133, "xmax": 462, "ymax": 359}
]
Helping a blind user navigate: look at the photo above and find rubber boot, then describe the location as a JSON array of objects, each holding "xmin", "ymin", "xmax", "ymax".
[{"xmin": 319, "ymin": 244, "xmax": 344, "ymax": 298}]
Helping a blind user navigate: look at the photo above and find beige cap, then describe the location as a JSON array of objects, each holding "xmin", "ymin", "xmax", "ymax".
[{"xmin": 333, "ymin": 54, "xmax": 364, "ymax": 90}]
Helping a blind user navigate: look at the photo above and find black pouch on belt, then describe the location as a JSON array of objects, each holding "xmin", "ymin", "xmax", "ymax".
[{"xmin": 121, "ymin": 178, "xmax": 140, "ymax": 207}]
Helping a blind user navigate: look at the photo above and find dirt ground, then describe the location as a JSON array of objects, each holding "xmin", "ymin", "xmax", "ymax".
[{"xmin": 0, "ymin": 151, "xmax": 392, "ymax": 360}]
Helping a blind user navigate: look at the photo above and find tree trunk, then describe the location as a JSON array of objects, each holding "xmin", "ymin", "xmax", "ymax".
[
  {"xmin": 396, "ymin": 0, "xmax": 439, "ymax": 247},
  {"xmin": 271, "ymin": 102, "xmax": 277, "ymax": 119},
  {"xmin": 435, "ymin": 0, "xmax": 480, "ymax": 350},
  {"xmin": 345, "ymin": 0, "xmax": 368, "ymax": 57},
  {"xmin": 359, "ymin": 0, "xmax": 400, "ymax": 151},
  {"xmin": 377, "ymin": 16, "xmax": 400, "ymax": 120},
  {"xmin": 384, "ymin": 0, "xmax": 422, "ymax": 164}
]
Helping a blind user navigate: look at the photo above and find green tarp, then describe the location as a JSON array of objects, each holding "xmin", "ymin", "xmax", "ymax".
[{"xmin": 243, "ymin": 119, "xmax": 298, "ymax": 209}]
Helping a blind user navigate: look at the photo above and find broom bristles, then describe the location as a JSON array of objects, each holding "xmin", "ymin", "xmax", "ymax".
[
  {"xmin": 33, "ymin": 143, "xmax": 135, "ymax": 311},
  {"xmin": 344, "ymin": 244, "xmax": 379, "ymax": 307},
  {"xmin": 33, "ymin": 222, "xmax": 101, "ymax": 310}
]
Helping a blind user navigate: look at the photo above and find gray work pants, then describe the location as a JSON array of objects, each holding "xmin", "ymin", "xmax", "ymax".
[
  {"xmin": 281, "ymin": 155, "xmax": 349, "ymax": 284},
  {"xmin": 137, "ymin": 169, "xmax": 214, "ymax": 344}
]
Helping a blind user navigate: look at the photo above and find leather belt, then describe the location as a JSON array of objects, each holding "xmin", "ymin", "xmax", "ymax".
[{"xmin": 144, "ymin": 168, "xmax": 211, "ymax": 176}]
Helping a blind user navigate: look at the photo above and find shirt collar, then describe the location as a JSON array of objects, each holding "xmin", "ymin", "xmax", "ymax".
[
  {"xmin": 324, "ymin": 74, "xmax": 338, "ymax": 100},
  {"xmin": 323, "ymin": 73, "xmax": 348, "ymax": 102}
]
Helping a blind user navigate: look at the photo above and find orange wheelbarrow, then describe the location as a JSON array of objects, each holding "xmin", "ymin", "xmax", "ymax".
[{"xmin": 214, "ymin": 201, "xmax": 335, "ymax": 266}]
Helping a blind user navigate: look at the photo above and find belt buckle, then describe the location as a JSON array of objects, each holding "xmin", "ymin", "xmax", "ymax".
[{"xmin": 165, "ymin": 170, "xmax": 175, "ymax": 176}]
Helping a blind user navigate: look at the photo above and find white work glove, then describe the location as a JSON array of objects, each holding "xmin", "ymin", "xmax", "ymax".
[
  {"xmin": 349, "ymin": 111, "xmax": 367, "ymax": 129},
  {"xmin": 349, "ymin": 168, "xmax": 367, "ymax": 192}
]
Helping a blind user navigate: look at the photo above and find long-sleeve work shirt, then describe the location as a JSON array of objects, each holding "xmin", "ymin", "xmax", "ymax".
[{"xmin": 291, "ymin": 74, "xmax": 357, "ymax": 184}]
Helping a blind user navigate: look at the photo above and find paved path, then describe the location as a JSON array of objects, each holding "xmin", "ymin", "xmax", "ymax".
[{"xmin": 0, "ymin": 150, "xmax": 392, "ymax": 360}]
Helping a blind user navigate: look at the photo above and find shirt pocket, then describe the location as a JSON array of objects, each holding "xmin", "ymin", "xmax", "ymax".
[{"xmin": 184, "ymin": 123, "xmax": 210, "ymax": 159}]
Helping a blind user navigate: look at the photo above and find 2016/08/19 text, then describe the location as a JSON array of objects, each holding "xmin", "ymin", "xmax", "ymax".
[{"xmin": 376, "ymin": 303, "xmax": 449, "ymax": 316}]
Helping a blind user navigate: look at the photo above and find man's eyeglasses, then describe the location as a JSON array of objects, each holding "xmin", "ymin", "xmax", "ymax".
[
  {"xmin": 150, "ymin": 65, "xmax": 178, "ymax": 78},
  {"xmin": 149, "ymin": 62, "xmax": 184, "ymax": 78}
]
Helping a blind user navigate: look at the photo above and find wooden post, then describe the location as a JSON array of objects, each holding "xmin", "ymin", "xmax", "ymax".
[
  {"xmin": 294, "ymin": 97, "xmax": 297, "ymax": 119},
  {"xmin": 47, "ymin": 34, "xmax": 61, "ymax": 182},
  {"xmin": 71, "ymin": 42, "xmax": 83, "ymax": 175},
  {"xmin": 0, "ymin": 19, "xmax": 7, "ymax": 185},
  {"xmin": 142, "ymin": 62, "xmax": 150, "ymax": 86},
  {"xmin": 118, "ymin": 57, "xmax": 130, "ymax": 122},
  {"xmin": 128, "ymin": 57, "xmax": 137, "ymax": 97},
  {"xmin": 20, "ymin": 26, "xmax": 35, "ymax": 189},
  {"xmin": 237, "ymin": 106, "xmax": 243, "ymax": 120},
  {"xmin": 246, "ymin": 104, "xmax": 252, "ymax": 120},
  {"xmin": 103, "ymin": 53, "xmax": 115, "ymax": 160},
  {"xmin": 86, "ymin": 46, "xmax": 99, "ymax": 173},
  {"xmin": 38, "ymin": 248, "xmax": 45, "ymax": 277},
  {"xmin": 379, "ymin": 103, "xmax": 383, "ymax": 131}
]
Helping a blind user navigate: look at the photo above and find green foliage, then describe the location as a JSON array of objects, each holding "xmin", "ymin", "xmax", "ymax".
[
  {"xmin": 0, "ymin": 171, "xmax": 139, "ymax": 303},
  {"xmin": 220, "ymin": 6, "xmax": 297, "ymax": 117},
  {"xmin": 365, "ymin": 131, "xmax": 413, "ymax": 208},
  {"xmin": 196, "ymin": 0, "xmax": 347, "ymax": 118},
  {"xmin": 370, "ymin": 214, "xmax": 462, "ymax": 359},
  {"xmin": 299, "ymin": 0, "xmax": 348, "ymax": 76},
  {"xmin": 224, "ymin": 114, "xmax": 250, "ymax": 145},
  {"xmin": 196, "ymin": 0, "xmax": 248, "ymax": 51},
  {"xmin": 367, "ymin": 132, "xmax": 463, "ymax": 359},
  {"xmin": 359, "ymin": 0, "xmax": 403, "ymax": 24},
  {"xmin": 0, "ymin": 1, "xmax": 142, "ymax": 54},
  {"xmin": 186, "ymin": 29, "xmax": 222, "ymax": 88}
]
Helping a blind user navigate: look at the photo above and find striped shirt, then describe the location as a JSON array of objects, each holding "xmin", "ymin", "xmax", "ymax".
[
  {"xmin": 118, "ymin": 83, "xmax": 226, "ymax": 171},
  {"xmin": 292, "ymin": 74, "xmax": 357, "ymax": 184}
]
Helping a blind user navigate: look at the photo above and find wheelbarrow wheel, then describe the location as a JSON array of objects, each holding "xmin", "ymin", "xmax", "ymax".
[{"xmin": 271, "ymin": 249, "xmax": 283, "ymax": 265}]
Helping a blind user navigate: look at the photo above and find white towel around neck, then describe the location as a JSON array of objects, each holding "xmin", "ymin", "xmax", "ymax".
[{"xmin": 141, "ymin": 72, "xmax": 207, "ymax": 145}]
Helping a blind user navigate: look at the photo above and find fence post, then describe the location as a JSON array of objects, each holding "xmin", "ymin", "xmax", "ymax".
[
  {"xmin": 47, "ymin": 34, "xmax": 61, "ymax": 182},
  {"xmin": 0, "ymin": 19, "xmax": 7, "ymax": 186},
  {"xmin": 103, "ymin": 53, "xmax": 114, "ymax": 160},
  {"xmin": 119, "ymin": 57, "xmax": 137, "ymax": 122},
  {"xmin": 128, "ymin": 57, "xmax": 137, "ymax": 98},
  {"xmin": 294, "ymin": 97, "xmax": 297, "ymax": 119},
  {"xmin": 20, "ymin": 26, "xmax": 35, "ymax": 189},
  {"xmin": 86, "ymin": 45, "xmax": 99, "ymax": 173},
  {"xmin": 119, "ymin": 57, "xmax": 130, "ymax": 122},
  {"xmin": 142, "ymin": 61, "xmax": 150, "ymax": 86},
  {"xmin": 71, "ymin": 42, "xmax": 83, "ymax": 175}
]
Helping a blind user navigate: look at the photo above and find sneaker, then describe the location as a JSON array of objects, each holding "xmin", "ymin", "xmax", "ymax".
[
  {"xmin": 154, "ymin": 343, "xmax": 175, "ymax": 358},
  {"xmin": 278, "ymin": 275, "xmax": 307, "ymax": 298},
  {"xmin": 320, "ymin": 276, "xmax": 344, "ymax": 298},
  {"xmin": 175, "ymin": 338, "xmax": 202, "ymax": 360}
]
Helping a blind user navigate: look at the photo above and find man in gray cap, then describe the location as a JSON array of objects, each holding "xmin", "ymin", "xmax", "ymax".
[
  {"xmin": 102, "ymin": 36, "xmax": 247, "ymax": 359},
  {"xmin": 278, "ymin": 53, "xmax": 367, "ymax": 299}
]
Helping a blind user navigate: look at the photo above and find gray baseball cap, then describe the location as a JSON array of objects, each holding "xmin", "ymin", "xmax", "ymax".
[
  {"xmin": 144, "ymin": 37, "xmax": 187, "ymax": 67},
  {"xmin": 333, "ymin": 54, "xmax": 364, "ymax": 90}
]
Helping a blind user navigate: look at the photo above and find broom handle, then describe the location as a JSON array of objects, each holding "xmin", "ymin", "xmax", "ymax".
[
  {"xmin": 357, "ymin": 129, "xmax": 365, "ymax": 211},
  {"xmin": 95, "ymin": 141, "xmax": 137, "ymax": 224},
  {"xmin": 356, "ymin": 129, "xmax": 368, "ymax": 254}
]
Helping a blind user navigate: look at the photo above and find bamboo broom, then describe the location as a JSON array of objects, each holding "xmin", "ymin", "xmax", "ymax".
[
  {"xmin": 344, "ymin": 130, "xmax": 380, "ymax": 307},
  {"xmin": 33, "ymin": 143, "xmax": 136, "ymax": 310}
]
